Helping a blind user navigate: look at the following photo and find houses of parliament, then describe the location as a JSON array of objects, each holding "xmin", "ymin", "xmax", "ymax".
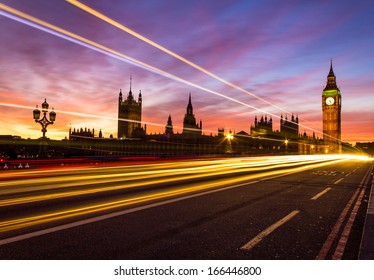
[
  {"xmin": 1, "ymin": 63, "xmax": 350, "ymax": 159},
  {"xmin": 88, "ymin": 62, "xmax": 341, "ymax": 156}
]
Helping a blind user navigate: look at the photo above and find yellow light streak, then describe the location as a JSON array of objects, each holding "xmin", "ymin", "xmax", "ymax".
[
  {"xmin": 0, "ymin": 3, "xmax": 324, "ymax": 138},
  {"xmin": 0, "ymin": 100, "xmax": 220, "ymax": 137},
  {"xmin": 0, "ymin": 157, "xmax": 337, "ymax": 207},
  {"xmin": 0, "ymin": 155, "xmax": 339, "ymax": 196},
  {"xmin": 0, "ymin": 3, "xmax": 273, "ymax": 128},
  {"xmin": 0, "ymin": 102, "xmax": 170, "ymax": 132},
  {"xmin": 0, "ymin": 156, "xmax": 350, "ymax": 233},
  {"xmin": 67, "ymin": 0, "xmax": 291, "ymax": 114},
  {"xmin": 67, "ymin": 0, "xmax": 323, "ymax": 133}
]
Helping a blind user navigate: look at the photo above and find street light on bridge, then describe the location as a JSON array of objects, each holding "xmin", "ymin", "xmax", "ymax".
[
  {"xmin": 284, "ymin": 139, "xmax": 289, "ymax": 153},
  {"xmin": 33, "ymin": 99, "xmax": 56, "ymax": 140},
  {"xmin": 225, "ymin": 132, "xmax": 234, "ymax": 154},
  {"xmin": 33, "ymin": 99, "xmax": 56, "ymax": 158}
]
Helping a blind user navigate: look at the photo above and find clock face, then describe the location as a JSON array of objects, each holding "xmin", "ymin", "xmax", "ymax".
[{"xmin": 326, "ymin": 97, "xmax": 335, "ymax": 105}]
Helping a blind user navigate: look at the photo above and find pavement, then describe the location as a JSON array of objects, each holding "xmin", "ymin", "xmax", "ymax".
[{"xmin": 359, "ymin": 166, "xmax": 374, "ymax": 259}]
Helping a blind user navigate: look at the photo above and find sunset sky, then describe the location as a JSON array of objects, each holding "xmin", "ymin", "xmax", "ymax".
[{"xmin": 0, "ymin": 0, "xmax": 373, "ymax": 143}]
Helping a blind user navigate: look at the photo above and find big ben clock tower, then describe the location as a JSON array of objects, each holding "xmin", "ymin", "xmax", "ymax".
[{"xmin": 322, "ymin": 60, "xmax": 342, "ymax": 153}]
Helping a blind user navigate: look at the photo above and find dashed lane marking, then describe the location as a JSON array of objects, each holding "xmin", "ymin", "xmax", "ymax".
[
  {"xmin": 0, "ymin": 180, "xmax": 260, "ymax": 246},
  {"xmin": 240, "ymin": 210, "xmax": 300, "ymax": 251},
  {"xmin": 332, "ymin": 166, "xmax": 373, "ymax": 259},
  {"xmin": 311, "ymin": 187, "xmax": 332, "ymax": 200},
  {"xmin": 315, "ymin": 188, "xmax": 360, "ymax": 260},
  {"xmin": 334, "ymin": 178, "xmax": 344, "ymax": 184},
  {"xmin": 316, "ymin": 165, "xmax": 373, "ymax": 260}
]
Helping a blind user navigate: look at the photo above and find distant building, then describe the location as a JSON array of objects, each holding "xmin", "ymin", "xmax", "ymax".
[
  {"xmin": 118, "ymin": 77, "xmax": 145, "ymax": 139},
  {"xmin": 250, "ymin": 115, "xmax": 272, "ymax": 136},
  {"xmin": 0, "ymin": 135, "xmax": 22, "ymax": 141},
  {"xmin": 165, "ymin": 115, "xmax": 174, "ymax": 139},
  {"xmin": 280, "ymin": 114, "xmax": 299, "ymax": 139},
  {"xmin": 355, "ymin": 142, "xmax": 374, "ymax": 156},
  {"xmin": 70, "ymin": 127, "xmax": 103, "ymax": 140},
  {"xmin": 251, "ymin": 114, "xmax": 300, "ymax": 139},
  {"xmin": 182, "ymin": 94, "xmax": 202, "ymax": 135},
  {"xmin": 69, "ymin": 127, "xmax": 95, "ymax": 141}
]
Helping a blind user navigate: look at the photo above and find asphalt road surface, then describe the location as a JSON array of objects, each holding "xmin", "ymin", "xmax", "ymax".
[{"xmin": 0, "ymin": 155, "xmax": 372, "ymax": 259}]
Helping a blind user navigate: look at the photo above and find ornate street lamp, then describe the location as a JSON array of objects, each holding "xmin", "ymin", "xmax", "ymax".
[{"xmin": 33, "ymin": 99, "xmax": 56, "ymax": 140}]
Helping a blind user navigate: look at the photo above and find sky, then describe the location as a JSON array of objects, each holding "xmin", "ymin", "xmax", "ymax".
[{"xmin": 0, "ymin": 0, "xmax": 373, "ymax": 143}]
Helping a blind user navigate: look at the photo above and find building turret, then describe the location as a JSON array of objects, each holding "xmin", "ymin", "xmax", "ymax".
[
  {"xmin": 127, "ymin": 76, "xmax": 134, "ymax": 102},
  {"xmin": 119, "ymin": 89, "xmax": 123, "ymax": 103},
  {"xmin": 165, "ymin": 114, "xmax": 174, "ymax": 138},
  {"xmin": 118, "ymin": 76, "xmax": 144, "ymax": 139},
  {"xmin": 280, "ymin": 113, "xmax": 299, "ymax": 138},
  {"xmin": 138, "ymin": 90, "xmax": 142, "ymax": 104},
  {"xmin": 187, "ymin": 93, "xmax": 193, "ymax": 115},
  {"xmin": 324, "ymin": 60, "xmax": 338, "ymax": 91},
  {"xmin": 182, "ymin": 93, "xmax": 202, "ymax": 135},
  {"xmin": 250, "ymin": 114, "xmax": 273, "ymax": 136}
]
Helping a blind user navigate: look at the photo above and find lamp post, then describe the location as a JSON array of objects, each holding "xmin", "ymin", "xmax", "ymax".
[
  {"xmin": 284, "ymin": 139, "xmax": 289, "ymax": 153},
  {"xmin": 33, "ymin": 99, "xmax": 56, "ymax": 139},
  {"xmin": 33, "ymin": 99, "xmax": 56, "ymax": 157},
  {"xmin": 226, "ymin": 132, "xmax": 234, "ymax": 154}
]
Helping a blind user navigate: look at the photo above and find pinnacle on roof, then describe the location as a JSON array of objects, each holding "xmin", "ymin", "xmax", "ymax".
[{"xmin": 328, "ymin": 59, "xmax": 335, "ymax": 77}]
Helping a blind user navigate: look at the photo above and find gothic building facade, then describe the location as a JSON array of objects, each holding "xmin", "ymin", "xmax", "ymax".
[
  {"xmin": 117, "ymin": 77, "xmax": 145, "ymax": 139},
  {"xmin": 250, "ymin": 115, "xmax": 273, "ymax": 136},
  {"xmin": 182, "ymin": 94, "xmax": 202, "ymax": 135},
  {"xmin": 280, "ymin": 114, "xmax": 299, "ymax": 138},
  {"xmin": 69, "ymin": 127, "xmax": 103, "ymax": 141},
  {"xmin": 250, "ymin": 114, "xmax": 299, "ymax": 139},
  {"xmin": 322, "ymin": 61, "xmax": 342, "ymax": 153}
]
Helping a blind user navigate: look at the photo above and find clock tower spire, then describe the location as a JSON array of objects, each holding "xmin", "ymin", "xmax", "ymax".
[
  {"xmin": 322, "ymin": 60, "xmax": 342, "ymax": 153},
  {"xmin": 324, "ymin": 59, "xmax": 338, "ymax": 90}
]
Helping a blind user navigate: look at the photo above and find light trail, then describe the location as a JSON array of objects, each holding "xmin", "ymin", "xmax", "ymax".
[
  {"xmin": 0, "ymin": 156, "xmax": 340, "ymax": 207},
  {"xmin": 0, "ymin": 155, "xmax": 351, "ymax": 233},
  {"xmin": 67, "ymin": 0, "xmax": 293, "ymax": 115},
  {"xmin": 0, "ymin": 100, "xmax": 314, "ymax": 145},
  {"xmin": 0, "ymin": 5, "xmax": 270, "ymax": 118},
  {"xmin": 67, "ymin": 0, "xmax": 321, "ymax": 132},
  {"xmin": 0, "ymin": 3, "xmax": 325, "ymax": 139},
  {"xmin": 0, "ymin": 101, "xmax": 182, "ymax": 133},
  {"xmin": 0, "ymin": 100, "xmax": 226, "ymax": 137},
  {"xmin": 0, "ymin": 154, "xmax": 368, "ymax": 187},
  {"xmin": 0, "ymin": 99, "xmax": 214, "ymax": 138},
  {"xmin": 0, "ymin": 154, "xmax": 342, "ymax": 191},
  {"xmin": 0, "ymin": 156, "xmax": 314, "ymax": 192}
]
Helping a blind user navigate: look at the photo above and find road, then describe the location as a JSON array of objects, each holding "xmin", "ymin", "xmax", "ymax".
[{"xmin": 0, "ymin": 154, "xmax": 372, "ymax": 259}]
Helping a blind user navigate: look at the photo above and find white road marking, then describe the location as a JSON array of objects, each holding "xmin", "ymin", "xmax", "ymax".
[
  {"xmin": 0, "ymin": 180, "xmax": 260, "ymax": 246},
  {"xmin": 316, "ymin": 165, "xmax": 373, "ymax": 260},
  {"xmin": 1, "ymin": 165, "xmax": 309, "ymax": 246},
  {"xmin": 334, "ymin": 178, "xmax": 344, "ymax": 184},
  {"xmin": 240, "ymin": 210, "xmax": 300, "ymax": 251},
  {"xmin": 315, "ymin": 188, "xmax": 360, "ymax": 260},
  {"xmin": 332, "ymin": 167, "xmax": 372, "ymax": 259},
  {"xmin": 310, "ymin": 187, "xmax": 332, "ymax": 200}
]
